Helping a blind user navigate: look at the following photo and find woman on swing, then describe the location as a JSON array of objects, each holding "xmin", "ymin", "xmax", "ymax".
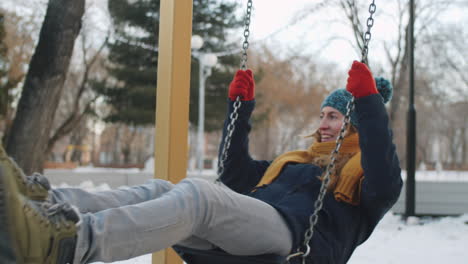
[{"xmin": 0, "ymin": 61, "xmax": 402, "ymax": 264}]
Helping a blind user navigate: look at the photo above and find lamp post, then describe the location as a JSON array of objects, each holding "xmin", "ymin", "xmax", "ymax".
[
  {"xmin": 191, "ymin": 35, "xmax": 218, "ymax": 174},
  {"xmin": 405, "ymin": 0, "xmax": 416, "ymax": 218}
]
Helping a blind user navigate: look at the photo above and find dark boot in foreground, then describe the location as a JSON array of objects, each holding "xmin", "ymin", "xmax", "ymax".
[
  {"xmin": 0, "ymin": 145, "xmax": 51, "ymax": 200},
  {"xmin": 0, "ymin": 164, "xmax": 79, "ymax": 263}
]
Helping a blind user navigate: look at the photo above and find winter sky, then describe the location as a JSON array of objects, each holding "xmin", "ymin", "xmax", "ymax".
[{"xmin": 2, "ymin": 0, "xmax": 466, "ymax": 72}]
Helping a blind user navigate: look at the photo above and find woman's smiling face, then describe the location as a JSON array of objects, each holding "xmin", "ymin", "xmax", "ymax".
[{"xmin": 319, "ymin": 106, "xmax": 345, "ymax": 142}]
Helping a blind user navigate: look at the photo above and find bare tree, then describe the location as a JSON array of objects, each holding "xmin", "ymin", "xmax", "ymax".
[
  {"xmin": 95, "ymin": 123, "xmax": 151, "ymax": 166},
  {"xmin": 0, "ymin": 9, "xmax": 40, "ymax": 143},
  {"xmin": 414, "ymin": 7, "xmax": 468, "ymax": 169},
  {"xmin": 6, "ymin": 0, "xmax": 85, "ymax": 174},
  {"xmin": 337, "ymin": 0, "xmax": 467, "ymax": 168},
  {"xmin": 46, "ymin": 31, "xmax": 109, "ymax": 158},
  {"xmin": 248, "ymin": 46, "xmax": 333, "ymax": 160}
]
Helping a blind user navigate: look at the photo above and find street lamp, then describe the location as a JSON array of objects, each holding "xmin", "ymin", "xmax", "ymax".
[
  {"xmin": 191, "ymin": 35, "xmax": 218, "ymax": 175},
  {"xmin": 405, "ymin": 0, "xmax": 416, "ymax": 218}
]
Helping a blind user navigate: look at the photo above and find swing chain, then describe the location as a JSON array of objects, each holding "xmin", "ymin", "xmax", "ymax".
[
  {"xmin": 287, "ymin": 98, "xmax": 355, "ymax": 263},
  {"xmin": 293, "ymin": 2, "xmax": 378, "ymax": 259},
  {"xmin": 217, "ymin": 0, "xmax": 252, "ymax": 180},
  {"xmin": 290, "ymin": 2, "xmax": 376, "ymax": 259},
  {"xmin": 241, "ymin": 0, "xmax": 253, "ymax": 70},
  {"xmin": 217, "ymin": 97, "xmax": 242, "ymax": 178},
  {"xmin": 361, "ymin": 0, "xmax": 376, "ymax": 65}
]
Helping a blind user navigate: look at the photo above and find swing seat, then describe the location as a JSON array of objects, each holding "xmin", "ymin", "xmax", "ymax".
[{"xmin": 173, "ymin": 245, "xmax": 286, "ymax": 264}]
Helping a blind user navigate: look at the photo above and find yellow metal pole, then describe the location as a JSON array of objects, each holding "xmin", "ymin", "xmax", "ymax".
[{"xmin": 153, "ymin": 0, "xmax": 193, "ymax": 264}]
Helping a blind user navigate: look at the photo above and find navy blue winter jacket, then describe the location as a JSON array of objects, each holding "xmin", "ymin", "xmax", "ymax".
[{"xmin": 218, "ymin": 94, "xmax": 403, "ymax": 264}]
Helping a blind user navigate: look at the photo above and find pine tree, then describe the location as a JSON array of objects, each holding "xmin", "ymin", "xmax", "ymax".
[{"xmin": 95, "ymin": 0, "xmax": 243, "ymax": 131}]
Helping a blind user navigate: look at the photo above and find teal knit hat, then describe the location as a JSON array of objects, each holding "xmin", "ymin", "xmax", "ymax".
[{"xmin": 320, "ymin": 77, "xmax": 393, "ymax": 127}]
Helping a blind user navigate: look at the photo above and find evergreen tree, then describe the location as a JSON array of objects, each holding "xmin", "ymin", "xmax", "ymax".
[{"xmin": 95, "ymin": 0, "xmax": 243, "ymax": 131}]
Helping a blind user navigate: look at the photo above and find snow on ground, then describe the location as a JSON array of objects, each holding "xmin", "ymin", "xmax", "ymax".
[
  {"xmin": 401, "ymin": 170, "xmax": 468, "ymax": 182},
  {"xmin": 54, "ymin": 181, "xmax": 113, "ymax": 192},
  {"xmin": 348, "ymin": 213, "xmax": 468, "ymax": 264},
  {"xmin": 61, "ymin": 171, "xmax": 468, "ymax": 264}
]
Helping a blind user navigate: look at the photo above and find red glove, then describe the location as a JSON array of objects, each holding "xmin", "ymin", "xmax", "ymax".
[
  {"xmin": 228, "ymin": 69, "xmax": 255, "ymax": 101},
  {"xmin": 346, "ymin": 61, "xmax": 378, "ymax": 98}
]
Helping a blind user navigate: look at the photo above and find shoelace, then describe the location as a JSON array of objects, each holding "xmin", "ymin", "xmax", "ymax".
[
  {"xmin": 28, "ymin": 173, "xmax": 51, "ymax": 191},
  {"xmin": 8, "ymin": 158, "xmax": 50, "ymax": 194},
  {"xmin": 41, "ymin": 202, "xmax": 79, "ymax": 230}
]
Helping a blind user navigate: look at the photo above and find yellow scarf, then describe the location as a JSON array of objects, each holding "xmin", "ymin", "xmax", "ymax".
[{"xmin": 255, "ymin": 133, "xmax": 364, "ymax": 205}]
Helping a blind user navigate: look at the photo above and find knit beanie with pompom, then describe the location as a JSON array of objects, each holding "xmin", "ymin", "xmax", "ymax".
[{"xmin": 320, "ymin": 77, "xmax": 392, "ymax": 127}]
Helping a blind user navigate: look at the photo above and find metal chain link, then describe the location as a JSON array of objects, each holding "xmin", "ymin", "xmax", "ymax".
[
  {"xmin": 241, "ymin": 0, "xmax": 253, "ymax": 70},
  {"xmin": 217, "ymin": 97, "xmax": 242, "ymax": 178},
  {"xmin": 216, "ymin": 1, "xmax": 253, "ymax": 180},
  {"xmin": 287, "ymin": 1, "xmax": 376, "ymax": 262},
  {"xmin": 285, "ymin": 99, "xmax": 355, "ymax": 264},
  {"xmin": 286, "ymin": 99, "xmax": 355, "ymax": 264},
  {"xmin": 308, "ymin": 100, "xmax": 354, "ymax": 254},
  {"xmin": 361, "ymin": 0, "xmax": 376, "ymax": 65}
]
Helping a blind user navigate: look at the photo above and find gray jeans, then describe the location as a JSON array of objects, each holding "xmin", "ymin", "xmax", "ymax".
[{"xmin": 51, "ymin": 178, "xmax": 293, "ymax": 263}]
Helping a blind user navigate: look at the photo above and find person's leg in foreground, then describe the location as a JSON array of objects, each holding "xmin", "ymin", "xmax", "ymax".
[
  {"xmin": 51, "ymin": 178, "xmax": 175, "ymax": 214},
  {"xmin": 0, "ymin": 150, "xmax": 292, "ymax": 264},
  {"xmin": 1, "ymin": 140, "xmax": 182, "ymax": 215}
]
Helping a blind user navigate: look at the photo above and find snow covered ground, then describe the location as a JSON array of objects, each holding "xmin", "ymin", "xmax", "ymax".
[{"xmin": 59, "ymin": 170, "xmax": 468, "ymax": 264}]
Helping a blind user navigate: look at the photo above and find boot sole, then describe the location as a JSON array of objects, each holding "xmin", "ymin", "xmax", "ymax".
[{"xmin": 0, "ymin": 167, "xmax": 17, "ymax": 263}]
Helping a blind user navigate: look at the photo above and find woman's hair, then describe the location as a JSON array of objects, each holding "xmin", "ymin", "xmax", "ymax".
[{"xmin": 310, "ymin": 124, "xmax": 358, "ymax": 192}]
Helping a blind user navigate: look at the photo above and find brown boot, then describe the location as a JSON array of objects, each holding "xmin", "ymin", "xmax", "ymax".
[
  {"xmin": 0, "ymin": 165, "xmax": 79, "ymax": 263},
  {"xmin": 0, "ymin": 145, "xmax": 50, "ymax": 200}
]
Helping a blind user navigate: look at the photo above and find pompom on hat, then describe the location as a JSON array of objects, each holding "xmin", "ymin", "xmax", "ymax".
[
  {"xmin": 374, "ymin": 77, "xmax": 393, "ymax": 103},
  {"xmin": 320, "ymin": 77, "xmax": 393, "ymax": 127}
]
